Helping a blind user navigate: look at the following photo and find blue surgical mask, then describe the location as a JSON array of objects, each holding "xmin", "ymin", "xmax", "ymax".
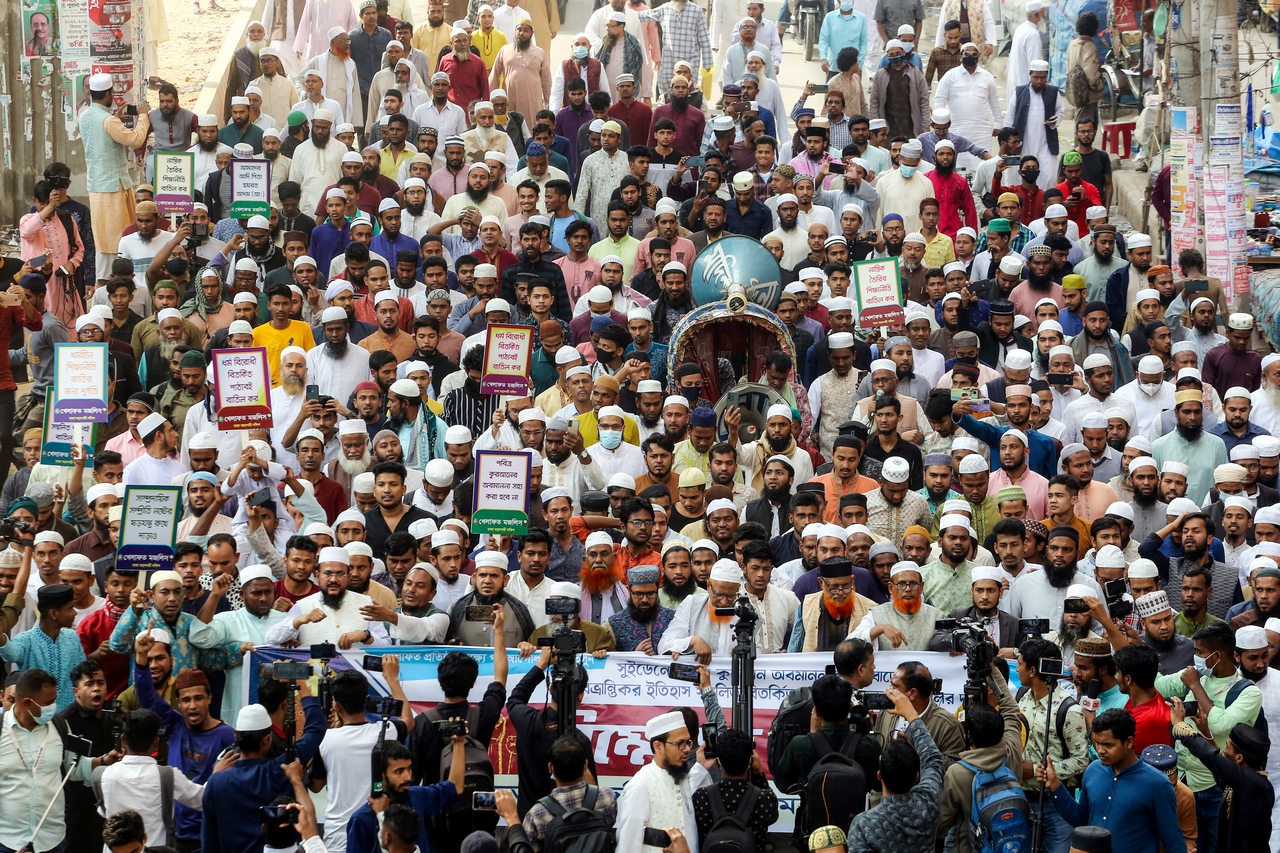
[
  {"xmin": 840, "ymin": 1, "xmax": 853, "ymax": 11},
  {"xmin": 1193, "ymin": 652, "xmax": 1216, "ymax": 678},
  {"xmin": 573, "ymin": 46, "xmax": 589, "ymax": 60},
  {"xmin": 599, "ymin": 429, "xmax": 623, "ymax": 450},
  {"xmin": 33, "ymin": 702, "xmax": 56, "ymax": 727},
  {"xmin": 899, "ymin": 164, "xmax": 917, "ymax": 178}
]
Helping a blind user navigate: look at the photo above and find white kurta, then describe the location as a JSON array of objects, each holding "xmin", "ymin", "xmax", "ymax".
[
  {"xmin": 616, "ymin": 762, "xmax": 700, "ymax": 853},
  {"xmin": 291, "ymin": 139, "xmax": 347, "ymax": 222},
  {"xmin": 266, "ymin": 590, "xmax": 392, "ymax": 645},
  {"xmin": 294, "ymin": 0, "xmax": 358, "ymax": 61},
  {"xmin": 1006, "ymin": 19, "xmax": 1043, "ymax": 105},
  {"xmin": 585, "ymin": 440, "xmax": 645, "ymax": 481},
  {"xmin": 746, "ymin": 587, "xmax": 798, "ymax": 653},
  {"xmin": 934, "ymin": 66, "xmax": 1002, "ymax": 147},
  {"xmin": 542, "ymin": 456, "xmax": 607, "ymax": 510},
  {"xmin": 306, "ymin": 342, "xmax": 377, "ymax": 417},
  {"xmin": 1020, "ymin": 86, "xmax": 1063, "ymax": 192},
  {"xmin": 659, "ymin": 592, "xmax": 740, "ymax": 656}
]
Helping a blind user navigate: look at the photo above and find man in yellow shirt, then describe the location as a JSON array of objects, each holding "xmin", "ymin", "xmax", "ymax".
[{"xmin": 252, "ymin": 282, "xmax": 315, "ymax": 386}]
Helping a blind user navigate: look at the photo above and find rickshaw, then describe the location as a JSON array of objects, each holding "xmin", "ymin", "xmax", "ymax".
[{"xmin": 665, "ymin": 236, "xmax": 801, "ymax": 443}]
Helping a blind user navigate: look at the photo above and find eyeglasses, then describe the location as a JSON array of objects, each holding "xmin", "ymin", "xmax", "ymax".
[
  {"xmin": 894, "ymin": 580, "xmax": 923, "ymax": 591},
  {"xmin": 664, "ymin": 738, "xmax": 693, "ymax": 750},
  {"xmin": 709, "ymin": 590, "xmax": 737, "ymax": 603},
  {"xmin": 628, "ymin": 519, "xmax": 655, "ymax": 527},
  {"xmin": 822, "ymin": 582, "xmax": 853, "ymax": 594}
]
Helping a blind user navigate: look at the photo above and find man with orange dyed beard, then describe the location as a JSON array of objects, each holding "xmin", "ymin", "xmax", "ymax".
[
  {"xmin": 788, "ymin": 556, "xmax": 877, "ymax": 653},
  {"xmin": 659, "ymin": 559, "xmax": 756, "ymax": 663},
  {"xmin": 850, "ymin": 561, "xmax": 945, "ymax": 650},
  {"xmin": 581, "ymin": 530, "xmax": 631, "ymax": 624}
]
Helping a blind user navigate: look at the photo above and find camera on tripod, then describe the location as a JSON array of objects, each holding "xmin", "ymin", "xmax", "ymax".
[
  {"xmin": 101, "ymin": 700, "xmax": 124, "ymax": 749},
  {"xmin": 714, "ymin": 593, "xmax": 760, "ymax": 628},
  {"xmin": 935, "ymin": 616, "xmax": 998, "ymax": 708}
]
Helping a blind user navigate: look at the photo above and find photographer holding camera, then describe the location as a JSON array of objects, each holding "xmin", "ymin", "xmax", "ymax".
[
  {"xmin": 522, "ymin": 583, "xmax": 616, "ymax": 656},
  {"xmin": 1016, "ymin": 638, "xmax": 1089, "ymax": 853}
]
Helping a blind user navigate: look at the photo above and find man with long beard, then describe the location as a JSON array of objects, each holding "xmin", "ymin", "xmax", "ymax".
[
  {"xmin": 304, "ymin": 306, "xmax": 371, "ymax": 406},
  {"xmin": 1126, "ymin": 456, "xmax": 1169, "ymax": 542},
  {"xmin": 488, "ymin": 21, "xmax": 551, "ymax": 126},
  {"xmin": 1249, "ymin": 355, "xmax": 1280, "ymax": 436},
  {"xmin": 609, "ymin": 566, "xmax": 674, "ymax": 653},
  {"xmin": 659, "ymin": 543, "xmax": 698, "ymax": 610},
  {"xmin": 580, "ymin": 531, "xmax": 630, "ymax": 624},
  {"xmin": 1152, "ymin": 392, "xmax": 1229, "ymax": 505},
  {"xmin": 736, "ymin": 404, "xmax": 814, "ymax": 495},
  {"xmin": 324, "ymin": 419, "xmax": 371, "ymax": 497},
  {"xmin": 616, "ymin": 711, "xmax": 702, "ymax": 853},
  {"xmin": 852, "ymin": 560, "xmax": 945, "ymax": 652},
  {"xmin": 788, "ymin": 556, "xmax": 876, "ymax": 653},
  {"xmin": 268, "ymin": 347, "xmax": 308, "ymax": 465},
  {"xmin": 1042, "ymin": 584, "xmax": 1103, "ymax": 668},
  {"xmin": 659, "ymin": 559, "xmax": 756, "ymax": 661},
  {"xmin": 265, "ymin": 546, "xmax": 389, "ymax": 647},
  {"xmin": 1005, "ymin": 526, "xmax": 1104, "ymax": 623}
]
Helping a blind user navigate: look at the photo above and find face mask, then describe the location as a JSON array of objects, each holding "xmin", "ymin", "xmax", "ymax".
[
  {"xmin": 464, "ymin": 376, "xmax": 482, "ymax": 395},
  {"xmin": 599, "ymin": 429, "xmax": 623, "ymax": 449},
  {"xmin": 962, "ymin": 55, "xmax": 978, "ymax": 69},
  {"xmin": 32, "ymin": 702, "xmax": 56, "ymax": 726},
  {"xmin": 573, "ymin": 46, "xmax": 589, "ymax": 60},
  {"xmin": 839, "ymin": 1, "xmax": 853, "ymax": 11},
  {"xmin": 681, "ymin": 387, "xmax": 701, "ymax": 403},
  {"xmin": 1140, "ymin": 382, "xmax": 1161, "ymax": 397},
  {"xmin": 1193, "ymin": 651, "xmax": 1216, "ymax": 678},
  {"xmin": 593, "ymin": 346, "xmax": 613, "ymax": 362},
  {"xmin": 1021, "ymin": 169, "xmax": 1040, "ymax": 183},
  {"xmin": 890, "ymin": 56, "xmax": 906, "ymax": 67},
  {"xmin": 899, "ymin": 164, "xmax": 916, "ymax": 178}
]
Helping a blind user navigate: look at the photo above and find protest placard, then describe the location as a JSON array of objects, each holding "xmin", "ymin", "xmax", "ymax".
[
  {"xmin": 852, "ymin": 257, "xmax": 904, "ymax": 327},
  {"xmin": 40, "ymin": 403, "xmax": 96, "ymax": 468},
  {"xmin": 51, "ymin": 342, "xmax": 110, "ymax": 423},
  {"xmin": 480, "ymin": 324, "xmax": 534, "ymax": 396},
  {"xmin": 152, "ymin": 151, "xmax": 195, "ymax": 217},
  {"xmin": 116, "ymin": 485, "xmax": 182, "ymax": 573},
  {"xmin": 211, "ymin": 347, "xmax": 273, "ymax": 430},
  {"xmin": 471, "ymin": 449, "xmax": 530, "ymax": 535},
  {"xmin": 229, "ymin": 159, "xmax": 271, "ymax": 219}
]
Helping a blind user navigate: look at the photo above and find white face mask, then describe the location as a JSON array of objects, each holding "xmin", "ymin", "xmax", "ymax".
[{"xmin": 1140, "ymin": 382, "xmax": 1161, "ymax": 397}]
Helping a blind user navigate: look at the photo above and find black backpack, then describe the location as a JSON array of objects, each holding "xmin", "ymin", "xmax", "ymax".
[
  {"xmin": 801, "ymin": 730, "xmax": 868, "ymax": 836},
  {"xmin": 766, "ymin": 687, "xmax": 812, "ymax": 789},
  {"xmin": 701, "ymin": 785, "xmax": 759, "ymax": 853},
  {"xmin": 538, "ymin": 785, "xmax": 615, "ymax": 853},
  {"xmin": 423, "ymin": 705, "xmax": 497, "ymax": 836}
]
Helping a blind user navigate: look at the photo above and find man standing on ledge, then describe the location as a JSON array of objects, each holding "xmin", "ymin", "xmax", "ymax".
[{"xmin": 78, "ymin": 73, "xmax": 152, "ymax": 285}]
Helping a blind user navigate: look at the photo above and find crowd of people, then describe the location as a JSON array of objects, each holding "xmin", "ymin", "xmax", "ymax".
[{"xmin": 1, "ymin": 0, "xmax": 1256, "ymax": 852}]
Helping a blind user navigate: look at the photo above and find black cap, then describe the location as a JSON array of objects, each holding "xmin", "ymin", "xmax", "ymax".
[
  {"xmin": 581, "ymin": 491, "xmax": 610, "ymax": 512},
  {"xmin": 989, "ymin": 299, "xmax": 1016, "ymax": 316},
  {"xmin": 1229, "ymin": 723, "xmax": 1271, "ymax": 768},
  {"xmin": 18, "ymin": 273, "xmax": 46, "ymax": 296},
  {"xmin": 795, "ymin": 482, "xmax": 825, "ymax": 495},
  {"xmin": 1070, "ymin": 827, "xmax": 1111, "ymax": 853},
  {"xmin": 817, "ymin": 556, "xmax": 853, "ymax": 578},
  {"xmin": 37, "ymin": 583, "xmax": 74, "ymax": 611},
  {"xmin": 127, "ymin": 392, "xmax": 157, "ymax": 411}
]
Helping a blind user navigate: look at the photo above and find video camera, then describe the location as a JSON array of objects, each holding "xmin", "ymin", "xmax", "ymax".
[
  {"xmin": 1103, "ymin": 578, "xmax": 1132, "ymax": 620},
  {"xmin": 714, "ymin": 593, "xmax": 760, "ymax": 630},
  {"xmin": 1018, "ymin": 618, "xmax": 1049, "ymax": 642},
  {"xmin": 542, "ymin": 598, "xmax": 588, "ymax": 736},
  {"xmin": 0, "ymin": 518, "xmax": 34, "ymax": 541},
  {"xmin": 935, "ymin": 616, "xmax": 997, "ymax": 708}
]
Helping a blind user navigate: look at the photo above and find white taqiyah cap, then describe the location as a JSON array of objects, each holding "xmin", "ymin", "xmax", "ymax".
[
  {"xmin": 236, "ymin": 704, "xmax": 274, "ymax": 731},
  {"xmin": 709, "ymin": 559, "xmax": 743, "ymax": 584},
  {"xmin": 239, "ymin": 564, "xmax": 274, "ymax": 586},
  {"xmin": 1094, "ymin": 544, "xmax": 1126, "ymax": 569},
  {"xmin": 646, "ymin": 710, "xmax": 687, "ymax": 740},
  {"xmin": 585, "ymin": 530, "xmax": 615, "ymax": 550},
  {"xmin": 1065, "ymin": 583, "xmax": 1092, "ymax": 600},
  {"xmin": 425, "ymin": 458, "xmax": 455, "ymax": 487},
  {"xmin": 1128, "ymin": 558, "xmax": 1159, "ymax": 579},
  {"xmin": 318, "ymin": 546, "xmax": 350, "ymax": 565}
]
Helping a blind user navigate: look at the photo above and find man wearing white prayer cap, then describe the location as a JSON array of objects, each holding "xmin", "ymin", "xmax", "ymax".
[
  {"xmin": 658, "ymin": 558, "xmax": 751, "ymax": 659},
  {"xmin": 189, "ymin": 564, "xmax": 288, "ymax": 714},
  {"xmin": 616, "ymin": 709, "xmax": 702, "ymax": 853},
  {"xmin": 738, "ymin": 402, "xmax": 814, "ymax": 495},
  {"xmin": 929, "ymin": 565, "xmax": 1021, "ymax": 652},
  {"xmin": 1010, "ymin": 51, "xmax": 1063, "ymax": 193},
  {"xmin": 264, "ymin": 545, "xmax": 391, "ymax": 647},
  {"xmin": 852, "ymin": 560, "xmax": 945, "ymax": 650},
  {"xmin": 440, "ymin": 549, "xmax": 536, "ymax": 647},
  {"xmin": 526, "ymin": 580, "xmax": 617, "ymax": 653}
]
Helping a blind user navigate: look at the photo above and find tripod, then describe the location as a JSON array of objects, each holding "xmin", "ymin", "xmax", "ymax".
[
  {"xmin": 1028, "ymin": 673, "xmax": 1064, "ymax": 853},
  {"xmin": 728, "ymin": 595, "xmax": 759, "ymax": 732}
]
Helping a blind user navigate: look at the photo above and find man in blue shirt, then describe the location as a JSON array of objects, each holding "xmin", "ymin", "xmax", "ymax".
[
  {"xmin": 346, "ymin": 737, "xmax": 464, "ymax": 853},
  {"xmin": 1041, "ymin": 707, "xmax": 1187, "ymax": 853},
  {"xmin": 201, "ymin": 683, "xmax": 326, "ymax": 853}
]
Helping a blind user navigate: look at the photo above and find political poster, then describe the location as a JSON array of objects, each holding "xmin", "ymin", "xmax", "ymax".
[
  {"xmin": 40, "ymin": 403, "xmax": 96, "ymax": 468},
  {"xmin": 153, "ymin": 151, "xmax": 195, "ymax": 217},
  {"xmin": 51, "ymin": 342, "xmax": 110, "ymax": 423},
  {"xmin": 471, "ymin": 450, "xmax": 530, "ymax": 535},
  {"xmin": 116, "ymin": 485, "xmax": 182, "ymax": 572},
  {"xmin": 229, "ymin": 159, "xmax": 271, "ymax": 219},
  {"xmin": 23, "ymin": 2, "xmax": 57, "ymax": 59},
  {"xmin": 212, "ymin": 347, "xmax": 273, "ymax": 430},
  {"xmin": 852, "ymin": 257, "xmax": 903, "ymax": 327},
  {"xmin": 480, "ymin": 324, "xmax": 534, "ymax": 396},
  {"xmin": 244, "ymin": 647, "xmax": 969, "ymax": 832}
]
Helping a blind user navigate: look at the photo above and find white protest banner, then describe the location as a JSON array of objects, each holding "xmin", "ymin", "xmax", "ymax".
[
  {"xmin": 853, "ymin": 257, "xmax": 904, "ymax": 327},
  {"xmin": 116, "ymin": 485, "xmax": 182, "ymax": 572},
  {"xmin": 40, "ymin": 403, "xmax": 96, "ymax": 467},
  {"xmin": 471, "ymin": 449, "xmax": 530, "ymax": 535},
  {"xmin": 212, "ymin": 347, "xmax": 273, "ymax": 430},
  {"xmin": 153, "ymin": 151, "xmax": 195, "ymax": 217},
  {"xmin": 481, "ymin": 323, "xmax": 534, "ymax": 396},
  {"xmin": 229, "ymin": 159, "xmax": 271, "ymax": 219},
  {"xmin": 245, "ymin": 647, "xmax": 970, "ymax": 831},
  {"xmin": 51, "ymin": 342, "xmax": 110, "ymax": 423}
]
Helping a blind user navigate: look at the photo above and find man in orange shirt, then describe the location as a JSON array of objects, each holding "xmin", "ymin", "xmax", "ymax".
[
  {"xmin": 358, "ymin": 292, "xmax": 417, "ymax": 361},
  {"xmin": 813, "ymin": 436, "xmax": 877, "ymax": 522}
]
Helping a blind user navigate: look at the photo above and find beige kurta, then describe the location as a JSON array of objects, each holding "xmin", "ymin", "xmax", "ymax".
[
  {"xmin": 517, "ymin": 0, "xmax": 560, "ymax": 59},
  {"xmin": 489, "ymin": 44, "xmax": 552, "ymax": 124},
  {"xmin": 412, "ymin": 22, "xmax": 453, "ymax": 75}
]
